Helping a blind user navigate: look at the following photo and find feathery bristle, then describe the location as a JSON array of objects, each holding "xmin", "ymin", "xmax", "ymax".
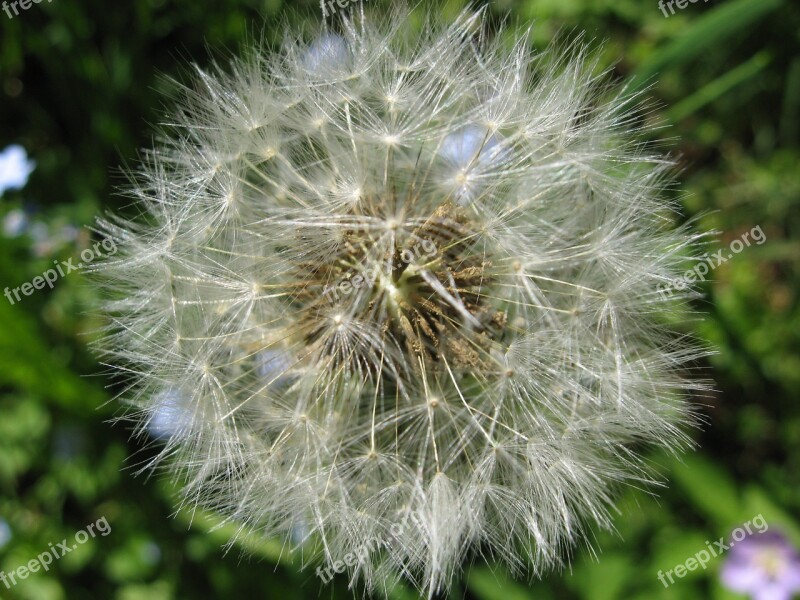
[{"xmin": 90, "ymin": 6, "xmax": 708, "ymax": 596}]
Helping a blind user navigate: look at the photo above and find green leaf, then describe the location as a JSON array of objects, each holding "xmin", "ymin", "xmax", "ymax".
[
  {"xmin": 741, "ymin": 485, "xmax": 800, "ymax": 545},
  {"xmin": 468, "ymin": 564, "xmax": 545, "ymax": 600},
  {"xmin": 627, "ymin": 0, "xmax": 783, "ymax": 92},
  {"xmin": 669, "ymin": 455, "xmax": 741, "ymax": 527},
  {"xmin": 667, "ymin": 52, "xmax": 772, "ymax": 121},
  {"xmin": 116, "ymin": 581, "xmax": 174, "ymax": 600},
  {"xmin": 651, "ymin": 531, "xmax": 713, "ymax": 583},
  {"xmin": 570, "ymin": 554, "xmax": 633, "ymax": 600},
  {"xmin": 0, "ymin": 301, "xmax": 105, "ymax": 415}
]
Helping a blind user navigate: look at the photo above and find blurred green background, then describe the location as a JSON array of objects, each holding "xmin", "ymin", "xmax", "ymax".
[{"xmin": 0, "ymin": 0, "xmax": 798, "ymax": 598}]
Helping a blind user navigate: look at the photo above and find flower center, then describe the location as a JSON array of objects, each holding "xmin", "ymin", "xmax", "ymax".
[{"xmin": 292, "ymin": 200, "xmax": 504, "ymax": 374}]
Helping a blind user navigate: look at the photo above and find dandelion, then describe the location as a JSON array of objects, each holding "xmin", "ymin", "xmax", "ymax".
[{"xmin": 92, "ymin": 6, "xmax": 706, "ymax": 595}]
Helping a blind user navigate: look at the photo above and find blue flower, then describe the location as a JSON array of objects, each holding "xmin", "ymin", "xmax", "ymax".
[
  {"xmin": 0, "ymin": 519, "xmax": 11, "ymax": 549},
  {"xmin": 2, "ymin": 208, "xmax": 29, "ymax": 237},
  {"xmin": 256, "ymin": 349, "xmax": 296, "ymax": 389},
  {"xmin": 302, "ymin": 33, "xmax": 351, "ymax": 76},
  {"xmin": 0, "ymin": 145, "xmax": 35, "ymax": 196},
  {"xmin": 148, "ymin": 391, "xmax": 194, "ymax": 440},
  {"xmin": 438, "ymin": 125, "xmax": 507, "ymax": 204}
]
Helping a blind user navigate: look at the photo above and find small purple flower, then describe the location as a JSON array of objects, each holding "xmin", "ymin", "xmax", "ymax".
[
  {"xmin": 0, "ymin": 145, "xmax": 35, "ymax": 196},
  {"xmin": 721, "ymin": 530, "xmax": 800, "ymax": 600}
]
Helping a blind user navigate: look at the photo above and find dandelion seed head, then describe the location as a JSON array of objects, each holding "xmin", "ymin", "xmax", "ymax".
[{"xmin": 93, "ymin": 6, "xmax": 707, "ymax": 596}]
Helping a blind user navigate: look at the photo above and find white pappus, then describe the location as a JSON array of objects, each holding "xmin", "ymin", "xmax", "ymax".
[{"xmin": 91, "ymin": 6, "xmax": 709, "ymax": 596}]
